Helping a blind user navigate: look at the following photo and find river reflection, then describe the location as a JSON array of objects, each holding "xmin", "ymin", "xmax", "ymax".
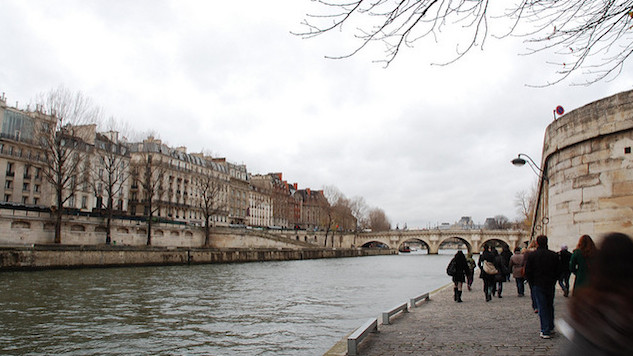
[{"xmin": 0, "ymin": 252, "xmax": 458, "ymax": 355}]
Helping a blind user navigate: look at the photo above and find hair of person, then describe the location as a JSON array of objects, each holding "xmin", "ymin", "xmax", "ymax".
[
  {"xmin": 455, "ymin": 250, "xmax": 467, "ymax": 263},
  {"xmin": 576, "ymin": 234, "xmax": 596, "ymax": 258},
  {"xmin": 536, "ymin": 235, "xmax": 548, "ymax": 248},
  {"xmin": 514, "ymin": 247, "xmax": 521, "ymax": 253}
]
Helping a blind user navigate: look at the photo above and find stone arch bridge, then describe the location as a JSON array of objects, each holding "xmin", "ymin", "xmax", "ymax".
[{"xmin": 355, "ymin": 229, "xmax": 529, "ymax": 254}]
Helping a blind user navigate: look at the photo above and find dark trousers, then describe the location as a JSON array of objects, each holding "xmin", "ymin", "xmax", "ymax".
[
  {"xmin": 515, "ymin": 277, "xmax": 525, "ymax": 296},
  {"xmin": 532, "ymin": 284, "xmax": 555, "ymax": 335},
  {"xmin": 558, "ymin": 271, "xmax": 570, "ymax": 295}
]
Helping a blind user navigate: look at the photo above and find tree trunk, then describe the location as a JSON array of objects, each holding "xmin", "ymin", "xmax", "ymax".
[
  {"xmin": 204, "ymin": 221, "xmax": 210, "ymax": 247},
  {"xmin": 106, "ymin": 197, "xmax": 113, "ymax": 244},
  {"xmin": 54, "ymin": 189, "xmax": 63, "ymax": 244},
  {"xmin": 147, "ymin": 213, "xmax": 152, "ymax": 246}
]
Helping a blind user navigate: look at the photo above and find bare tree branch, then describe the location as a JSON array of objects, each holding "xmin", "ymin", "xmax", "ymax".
[{"xmin": 297, "ymin": 0, "xmax": 633, "ymax": 84}]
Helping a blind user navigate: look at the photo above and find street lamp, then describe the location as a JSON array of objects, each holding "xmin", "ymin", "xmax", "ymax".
[{"xmin": 511, "ymin": 153, "xmax": 548, "ymax": 181}]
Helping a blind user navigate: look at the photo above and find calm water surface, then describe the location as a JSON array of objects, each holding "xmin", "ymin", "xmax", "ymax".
[{"xmin": 0, "ymin": 252, "xmax": 457, "ymax": 355}]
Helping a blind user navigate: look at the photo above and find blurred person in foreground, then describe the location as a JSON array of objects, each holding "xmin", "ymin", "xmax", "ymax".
[
  {"xmin": 524, "ymin": 235, "xmax": 560, "ymax": 339},
  {"xmin": 562, "ymin": 232, "xmax": 633, "ymax": 355}
]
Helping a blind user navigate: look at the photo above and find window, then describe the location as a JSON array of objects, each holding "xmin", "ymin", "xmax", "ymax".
[
  {"xmin": 5, "ymin": 180, "xmax": 12, "ymax": 189},
  {"xmin": 81, "ymin": 196, "xmax": 87, "ymax": 209},
  {"xmin": 33, "ymin": 197, "xmax": 38, "ymax": 205},
  {"xmin": 34, "ymin": 184, "xmax": 40, "ymax": 193},
  {"xmin": 626, "ymin": 147, "xmax": 631, "ymax": 154},
  {"xmin": 4, "ymin": 194, "xmax": 10, "ymax": 202},
  {"xmin": 22, "ymin": 183, "xmax": 29, "ymax": 191},
  {"xmin": 68, "ymin": 195, "xmax": 75, "ymax": 208},
  {"xmin": 22, "ymin": 196, "xmax": 28, "ymax": 204},
  {"xmin": 34, "ymin": 167, "xmax": 41, "ymax": 179},
  {"xmin": 6, "ymin": 162, "xmax": 14, "ymax": 175}
]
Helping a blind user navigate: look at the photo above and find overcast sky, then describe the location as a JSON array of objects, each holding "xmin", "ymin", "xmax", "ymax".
[{"xmin": 1, "ymin": 1, "xmax": 632, "ymax": 228}]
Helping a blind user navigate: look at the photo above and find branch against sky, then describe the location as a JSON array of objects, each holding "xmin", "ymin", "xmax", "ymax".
[{"xmin": 295, "ymin": 0, "xmax": 633, "ymax": 85}]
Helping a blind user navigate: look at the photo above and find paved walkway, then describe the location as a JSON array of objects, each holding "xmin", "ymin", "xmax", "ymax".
[{"xmin": 326, "ymin": 277, "xmax": 570, "ymax": 355}]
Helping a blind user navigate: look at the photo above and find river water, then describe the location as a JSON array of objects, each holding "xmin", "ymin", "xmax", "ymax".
[{"xmin": 0, "ymin": 251, "xmax": 458, "ymax": 355}]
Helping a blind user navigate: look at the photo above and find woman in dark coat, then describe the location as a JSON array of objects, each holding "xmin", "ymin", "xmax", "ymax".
[
  {"xmin": 448, "ymin": 250, "xmax": 470, "ymax": 303},
  {"xmin": 478, "ymin": 245, "xmax": 496, "ymax": 302},
  {"xmin": 493, "ymin": 249, "xmax": 508, "ymax": 298}
]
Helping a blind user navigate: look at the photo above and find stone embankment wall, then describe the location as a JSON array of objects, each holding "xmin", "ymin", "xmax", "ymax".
[
  {"xmin": 0, "ymin": 246, "xmax": 396, "ymax": 271},
  {"xmin": 0, "ymin": 207, "xmax": 356, "ymax": 249},
  {"xmin": 536, "ymin": 90, "xmax": 633, "ymax": 248}
]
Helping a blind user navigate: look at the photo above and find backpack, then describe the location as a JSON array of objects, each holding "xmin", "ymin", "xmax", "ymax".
[{"xmin": 446, "ymin": 258, "xmax": 457, "ymax": 276}]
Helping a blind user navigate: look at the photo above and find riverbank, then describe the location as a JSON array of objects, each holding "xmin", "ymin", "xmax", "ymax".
[
  {"xmin": 326, "ymin": 276, "xmax": 569, "ymax": 355},
  {"xmin": 0, "ymin": 245, "xmax": 397, "ymax": 271}
]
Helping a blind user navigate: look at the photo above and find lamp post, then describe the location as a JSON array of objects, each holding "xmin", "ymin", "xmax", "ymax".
[
  {"xmin": 511, "ymin": 153, "xmax": 548, "ymax": 181},
  {"xmin": 511, "ymin": 153, "xmax": 548, "ymax": 243}
]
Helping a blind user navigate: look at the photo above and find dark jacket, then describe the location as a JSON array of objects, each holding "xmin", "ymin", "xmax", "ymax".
[
  {"xmin": 525, "ymin": 246, "xmax": 560, "ymax": 288},
  {"xmin": 450, "ymin": 256, "xmax": 470, "ymax": 283},
  {"xmin": 558, "ymin": 249, "xmax": 572, "ymax": 274}
]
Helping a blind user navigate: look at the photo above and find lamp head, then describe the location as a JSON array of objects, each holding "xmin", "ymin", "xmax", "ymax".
[{"xmin": 511, "ymin": 157, "xmax": 526, "ymax": 167}]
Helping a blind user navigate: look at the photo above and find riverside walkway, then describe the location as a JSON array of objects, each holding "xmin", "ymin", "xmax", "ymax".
[{"xmin": 325, "ymin": 277, "xmax": 569, "ymax": 355}]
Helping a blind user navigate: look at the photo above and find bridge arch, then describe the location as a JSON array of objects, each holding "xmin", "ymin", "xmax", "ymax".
[
  {"xmin": 437, "ymin": 236, "xmax": 472, "ymax": 254},
  {"xmin": 360, "ymin": 240, "xmax": 389, "ymax": 249},
  {"xmin": 398, "ymin": 238, "xmax": 430, "ymax": 253}
]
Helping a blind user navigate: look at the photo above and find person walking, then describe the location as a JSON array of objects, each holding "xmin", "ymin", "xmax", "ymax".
[
  {"xmin": 562, "ymin": 232, "xmax": 633, "ymax": 355},
  {"xmin": 524, "ymin": 235, "xmax": 560, "ymax": 339},
  {"xmin": 465, "ymin": 252, "xmax": 476, "ymax": 291},
  {"xmin": 508, "ymin": 247, "xmax": 526, "ymax": 296},
  {"xmin": 447, "ymin": 250, "xmax": 469, "ymax": 302},
  {"xmin": 478, "ymin": 245, "xmax": 496, "ymax": 302},
  {"xmin": 558, "ymin": 244, "xmax": 572, "ymax": 297},
  {"xmin": 493, "ymin": 249, "xmax": 508, "ymax": 298},
  {"xmin": 500, "ymin": 245, "xmax": 513, "ymax": 281},
  {"xmin": 525, "ymin": 240, "xmax": 538, "ymax": 313},
  {"xmin": 569, "ymin": 235, "xmax": 596, "ymax": 295}
]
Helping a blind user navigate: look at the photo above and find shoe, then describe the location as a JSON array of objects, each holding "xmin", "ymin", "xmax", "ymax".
[
  {"xmin": 534, "ymin": 309, "xmax": 539, "ymax": 314},
  {"xmin": 456, "ymin": 291, "xmax": 462, "ymax": 303},
  {"xmin": 539, "ymin": 332, "xmax": 551, "ymax": 339},
  {"xmin": 498, "ymin": 294, "xmax": 502, "ymax": 298}
]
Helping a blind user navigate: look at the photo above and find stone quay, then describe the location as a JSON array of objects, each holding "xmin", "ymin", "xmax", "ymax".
[{"xmin": 326, "ymin": 276, "xmax": 569, "ymax": 355}]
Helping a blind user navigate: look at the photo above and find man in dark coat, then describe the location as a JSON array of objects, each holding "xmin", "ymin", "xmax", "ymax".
[
  {"xmin": 558, "ymin": 244, "xmax": 572, "ymax": 297},
  {"xmin": 524, "ymin": 235, "xmax": 560, "ymax": 339}
]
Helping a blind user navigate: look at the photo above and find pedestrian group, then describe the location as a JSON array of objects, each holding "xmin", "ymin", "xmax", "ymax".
[{"xmin": 445, "ymin": 232, "xmax": 632, "ymax": 353}]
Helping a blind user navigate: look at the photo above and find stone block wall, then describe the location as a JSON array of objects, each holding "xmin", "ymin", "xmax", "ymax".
[{"xmin": 537, "ymin": 90, "xmax": 633, "ymax": 249}]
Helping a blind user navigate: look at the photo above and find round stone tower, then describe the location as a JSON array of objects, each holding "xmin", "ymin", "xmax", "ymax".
[{"xmin": 533, "ymin": 90, "xmax": 633, "ymax": 249}]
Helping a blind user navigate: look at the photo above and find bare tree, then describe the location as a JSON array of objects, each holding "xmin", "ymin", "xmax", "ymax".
[
  {"xmin": 134, "ymin": 152, "xmax": 166, "ymax": 245},
  {"xmin": 485, "ymin": 215, "xmax": 512, "ymax": 230},
  {"xmin": 89, "ymin": 130, "xmax": 130, "ymax": 244},
  {"xmin": 349, "ymin": 196, "xmax": 369, "ymax": 231},
  {"xmin": 198, "ymin": 173, "xmax": 228, "ymax": 246},
  {"xmin": 515, "ymin": 184, "xmax": 537, "ymax": 231},
  {"xmin": 35, "ymin": 87, "xmax": 101, "ymax": 243},
  {"xmin": 367, "ymin": 207, "xmax": 391, "ymax": 231},
  {"xmin": 296, "ymin": 1, "xmax": 633, "ymax": 84}
]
